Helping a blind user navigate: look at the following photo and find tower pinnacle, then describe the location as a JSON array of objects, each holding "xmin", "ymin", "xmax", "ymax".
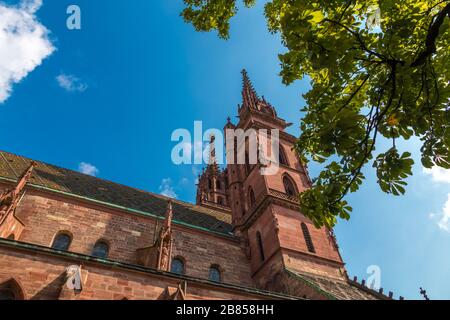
[{"xmin": 241, "ymin": 69, "xmax": 259, "ymax": 110}]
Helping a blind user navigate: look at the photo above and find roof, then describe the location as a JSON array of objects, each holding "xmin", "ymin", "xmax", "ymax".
[
  {"xmin": 286, "ymin": 269, "xmax": 389, "ymax": 300},
  {"xmin": 0, "ymin": 151, "xmax": 234, "ymax": 236}
]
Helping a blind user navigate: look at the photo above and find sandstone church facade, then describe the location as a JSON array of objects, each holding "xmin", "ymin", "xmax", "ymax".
[{"xmin": 0, "ymin": 71, "xmax": 395, "ymax": 300}]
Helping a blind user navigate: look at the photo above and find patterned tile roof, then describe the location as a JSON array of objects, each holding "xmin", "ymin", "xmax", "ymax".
[
  {"xmin": 0, "ymin": 151, "xmax": 234, "ymax": 236},
  {"xmin": 287, "ymin": 269, "xmax": 388, "ymax": 300}
]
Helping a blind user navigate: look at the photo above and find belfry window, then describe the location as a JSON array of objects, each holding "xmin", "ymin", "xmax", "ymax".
[
  {"xmin": 283, "ymin": 175, "xmax": 298, "ymax": 197},
  {"xmin": 256, "ymin": 231, "xmax": 265, "ymax": 262},
  {"xmin": 301, "ymin": 223, "xmax": 316, "ymax": 253},
  {"xmin": 279, "ymin": 146, "xmax": 289, "ymax": 166},
  {"xmin": 171, "ymin": 257, "xmax": 185, "ymax": 275},
  {"xmin": 208, "ymin": 265, "xmax": 221, "ymax": 282},
  {"xmin": 52, "ymin": 232, "xmax": 72, "ymax": 251},
  {"xmin": 216, "ymin": 180, "xmax": 221, "ymax": 190},
  {"xmin": 92, "ymin": 240, "xmax": 109, "ymax": 259}
]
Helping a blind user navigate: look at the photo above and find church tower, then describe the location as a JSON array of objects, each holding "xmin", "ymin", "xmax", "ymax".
[
  {"xmin": 224, "ymin": 70, "xmax": 347, "ymax": 290},
  {"xmin": 196, "ymin": 136, "xmax": 231, "ymax": 212}
]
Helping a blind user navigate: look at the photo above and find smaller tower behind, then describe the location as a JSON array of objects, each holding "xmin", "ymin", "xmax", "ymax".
[{"xmin": 196, "ymin": 136, "xmax": 231, "ymax": 212}]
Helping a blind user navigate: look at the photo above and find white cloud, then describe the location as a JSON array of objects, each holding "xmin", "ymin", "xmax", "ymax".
[
  {"xmin": 423, "ymin": 166, "xmax": 450, "ymax": 184},
  {"xmin": 431, "ymin": 193, "xmax": 450, "ymax": 232},
  {"xmin": 159, "ymin": 178, "xmax": 177, "ymax": 198},
  {"xmin": 0, "ymin": 0, "xmax": 55, "ymax": 103},
  {"xmin": 20, "ymin": 0, "xmax": 43, "ymax": 13},
  {"xmin": 424, "ymin": 167, "xmax": 450, "ymax": 231},
  {"xmin": 56, "ymin": 74, "xmax": 88, "ymax": 92},
  {"xmin": 179, "ymin": 177, "xmax": 189, "ymax": 185},
  {"xmin": 78, "ymin": 162, "xmax": 99, "ymax": 177}
]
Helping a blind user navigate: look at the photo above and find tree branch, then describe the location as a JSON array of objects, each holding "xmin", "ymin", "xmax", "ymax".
[{"xmin": 410, "ymin": 3, "xmax": 450, "ymax": 67}]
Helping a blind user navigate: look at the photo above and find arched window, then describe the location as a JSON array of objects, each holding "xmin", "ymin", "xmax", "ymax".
[
  {"xmin": 208, "ymin": 265, "xmax": 222, "ymax": 282},
  {"xmin": 301, "ymin": 223, "xmax": 316, "ymax": 253},
  {"xmin": 208, "ymin": 179, "xmax": 212, "ymax": 189},
  {"xmin": 0, "ymin": 279, "xmax": 24, "ymax": 300},
  {"xmin": 171, "ymin": 257, "xmax": 185, "ymax": 275},
  {"xmin": 217, "ymin": 196, "xmax": 223, "ymax": 205},
  {"xmin": 256, "ymin": 231, "xmax": 265, "ymax": 262},
  {"xmin": 248, "ymin": 188, "xmax": 256, "ymax": 208},
  {"xmin": 283, "ymin": 175, "xmax": 298, "ymax": 197},
  {"xmin": 7, "ymin": 234, "xmax": 15, "ymax": 240},
  {"xmin": 52, "ymin": 232, "xmax": 72, "ymax": 251},
  {"xmin": 216, "ymin": 180, "xmax": 221, "ymax": 190},
  {"xmin": 92, "ymin": 240, "xmax": 109, "ymax": 259},
  {"xmin": 279, "ymin": 146, "xmax": 289, "ymax": 166},
  {"xmin": 0, "ymin": 288, "xmax": 15, "ymax": 300}
]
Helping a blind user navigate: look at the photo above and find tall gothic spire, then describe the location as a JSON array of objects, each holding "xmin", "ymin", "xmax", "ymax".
[{"xmin": 241, "ymin": 69, "xmax": 259, "ymax": 110}]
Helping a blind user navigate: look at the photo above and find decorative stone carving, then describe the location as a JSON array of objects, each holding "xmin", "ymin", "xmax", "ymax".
[{"xmin": 0, "ymin": 162, "xmax": 35, "ymax": 224}]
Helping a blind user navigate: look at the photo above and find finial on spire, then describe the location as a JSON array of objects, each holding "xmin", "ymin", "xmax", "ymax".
[
  {"xmin": 241, "ymin": 69, "xmax": 259, "ymax": 110},
  {"xmin": 420, "ymin": 287, "xmax": 430, "ymax": 300}
]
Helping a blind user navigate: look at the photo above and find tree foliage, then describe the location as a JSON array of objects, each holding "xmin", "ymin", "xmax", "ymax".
[{"xmin": 182, "ymin": 0, "xmax": 450, "ymax": 228}]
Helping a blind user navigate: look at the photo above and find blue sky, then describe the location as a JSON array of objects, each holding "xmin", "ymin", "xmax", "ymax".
[{"xmin": 0, "ymin": 0, "xmax": 449, "ymax": 299}]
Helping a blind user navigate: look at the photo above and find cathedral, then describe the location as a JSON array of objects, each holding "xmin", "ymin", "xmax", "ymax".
[{"xmin": 0, "ymin": 71, "xmax": 398, "ymax": 300}]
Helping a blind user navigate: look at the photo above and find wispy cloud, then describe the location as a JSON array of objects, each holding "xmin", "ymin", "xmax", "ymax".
[
  {"xmin": 56, "ymin": 73, "xmax": 88, "ymax": 92},
  {"xmin": 431, "ymin": 194, "xmax": 450, "ymax": 232},
  {"xmin": 0, "ymin": 0, "xmax": 55, "ymax": 103},
  {"xmin": 424, "ymin": 166, "xmax": 450, "ymax": 232},
  {"xmin": 78, "ymin": 162, "xmax": 99, "ymax": 177},
  {"xmin": 159, "ymin": 178, "xmax": 177, "ymax": 198},
  {"xmin": 423, "ymin": 166, "xmax": 450, "ymax": 184}
]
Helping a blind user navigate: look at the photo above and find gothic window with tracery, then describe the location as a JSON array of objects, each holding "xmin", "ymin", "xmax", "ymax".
[
  {"xmin": 283, "ymin": 175, "xmax": 298, "ymax": 197},
  {"xmin": 279, "ymin": 146, "xmax": 289, "ymax": 166}
]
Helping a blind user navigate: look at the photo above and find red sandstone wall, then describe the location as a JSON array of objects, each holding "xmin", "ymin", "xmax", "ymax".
[
  {"xmin": 272, "ymin": 204, "xmax": 341, "ymax": 262},
  {"xmin": 281, "ymin": 250, "xmax": 346, "ymax": 280},
  {"xmin": 0, "ymin": 246, "xmax": 267, "ymax": 300},
  {"xmin": 5, "ymin": 187, "xmax": 252, "ymax": 287},
  {"xmin": 247, "ymin": 207, "xmax": 280, "ymax": 274},
  {"xmin": 0, "ymin": 212, "xmax": 24, "ymax": 239}
]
